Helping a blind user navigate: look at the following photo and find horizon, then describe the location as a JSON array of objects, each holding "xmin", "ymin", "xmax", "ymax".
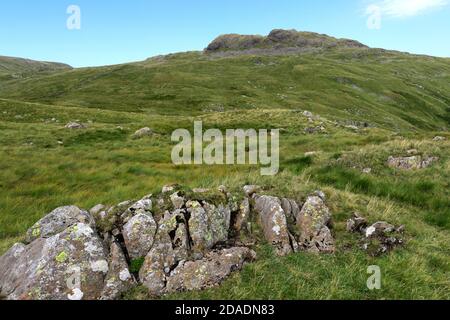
[{"xmin": 1, "ymin": 0, "xmax": 450, "ymax": 67}]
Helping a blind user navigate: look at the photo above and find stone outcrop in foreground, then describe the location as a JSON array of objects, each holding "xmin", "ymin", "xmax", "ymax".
[{"xmin": 0, "ymin": 184, "xmax": 337, "ymax": 300}]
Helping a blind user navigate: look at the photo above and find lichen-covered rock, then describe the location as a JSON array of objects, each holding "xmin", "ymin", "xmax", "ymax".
[
  {"xmin": 100, "ymin": 242, "xmax": 136, "ymax": 300},
  {"xmin": 234, "ymin": 198, "xmax": 250, "ymax": 234},
  {"xmin": 387, "ymin": 156, "xmax": 439, "ymax": 170},
  {"xmin": 170, "ymin": 192, "xmax": 185, "ymax": 210},
  {"xmin": 26, "ymin": 206, "xmax": 94, "ymax": 244},
  {"xmin": 254, "ymin": 195, "xmax": 293, "ymax": 256},
  {"xmin": 89, "ymin": 204, "xmax": 106, "ymax": 216},
  {"xmin": 120, "ymin": 196, "xmax": 152, "ymax": 224},
  {"xmin": 94, "ymin": 200, "xmax": 134, "ymax": 233},
  {"xmin": 166, "ymin": 247, "xmax": 256, "ymax": 293},
  {"xmin": 123, "ymin": 213, "xmax": 157, "ymax": 260},
  {"xmin": 139, "ymin": 212, "xmax": 187, "ymax": 296},
  {"xmin": 187, "ymin": 200, "xmax": 230, "ymax": 257},
  {"xmin": 296, "ymin": 195, "xmax": 335, "ymax": 253},
  {"xmin": 0, "ymin": 223, "xmax": 108, "ymax": 300}
]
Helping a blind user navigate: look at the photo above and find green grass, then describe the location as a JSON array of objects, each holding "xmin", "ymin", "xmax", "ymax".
[{"xmin": 0, "ymin": 46, "xmax": 449, "ymax": 299}]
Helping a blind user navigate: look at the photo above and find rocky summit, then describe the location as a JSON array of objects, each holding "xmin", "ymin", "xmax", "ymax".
[{"xmin": 204, "ymin": 29, "xmax": 367, "ymax": 56}]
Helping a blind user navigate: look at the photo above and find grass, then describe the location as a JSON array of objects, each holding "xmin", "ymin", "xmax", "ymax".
[{"xmin": 0, "ymin": 45, "xmax": 449, "ymax": 299}]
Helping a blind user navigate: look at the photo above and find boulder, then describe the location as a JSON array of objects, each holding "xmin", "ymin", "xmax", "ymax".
[
  {"xmin": 253, "ymin": 195, "xmax": 293, "ymax": 256},
  {"xmin": 100, "ymin": 242, "xmax": 136, "ymax": 300},
  {"xmin": 123, "ymin": 213, "xmax": 157, "ymax": 260},
  {"xmin": 26, "ymin": 206, "xmax": 94, "ymax": 244},
  {"xmin": 166, "ymin": 247, "xmax": 256, "ymax": 293},
  {"xmin": 0, "ymin": 223, "xmax": 108, "ymax": 300},
  {"xmin": 296, "ymin": 195, "xmax": 335, "ymax": 253},
  {"xmin": 132, "ymin": 127, "xmax": 153, "ymax": 139}
]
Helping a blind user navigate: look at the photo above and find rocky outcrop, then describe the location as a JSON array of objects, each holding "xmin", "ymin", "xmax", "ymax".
[
  {"xmin": 252, "ymin": 189, "xmax": 335, "ymax": 255},
  {"xmin": 1, "ymin": 184, "xmax": 340, "ymax": 300},
  {"xmin": 205, "ymin": 29, "xmax": 367, "ymax": 56},
  {"xmin": 387, "ymin": 156, "xmax": 439, "ymax": 170},
  {"xmin": 347, "ymin": 213, "xmax": 405, "ymax": 257}
]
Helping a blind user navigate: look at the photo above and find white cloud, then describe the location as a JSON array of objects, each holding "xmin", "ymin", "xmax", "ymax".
[{"xmin": 369, "ymin": 0, "xmax": 448, "ymax": 18}]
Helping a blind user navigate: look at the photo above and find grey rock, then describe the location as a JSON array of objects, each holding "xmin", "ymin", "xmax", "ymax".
[
  {"xmin": 123, "ymin": 213, "xmax": 157, "ymax": 260},
  {"xmin": 100, "ymin": 242, "xmax": 136, "ymax": 300},
  {"xmin": 243, "ymin": 185, "xmax": 261, "ymax": 197},
  {"xmin": 254, "ymin": 195, "xmax": 293, "ymax": 256},
  {"xmin": 26, "ymin": 206, "xmax": 94, "ymax": 244},
  {"xmin": 132, "ymin": 127, "xmax": 153, "ymax": 139},
  {"xmin": 65, "ymin": 122, "xmax": 86, "ymax": 129},
  {"xmin": 166, "ymin": 247, "xmax": 256, "ymax": 293},
  {"xmin": 0, "ymin": 223, "xmax": 108, "ymax": 300},
  {"xmin": 296, "ymin": 195, "xmax": 335, "ymax": 253}
]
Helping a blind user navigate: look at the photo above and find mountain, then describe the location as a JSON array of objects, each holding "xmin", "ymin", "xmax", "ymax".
[
  {"xmin": 0, "ymin": 56, "xmax": 72, "ymax": 80},
  {"xmin": 0, "ymin": 30, "xmax": 448, "ymax": 131}
]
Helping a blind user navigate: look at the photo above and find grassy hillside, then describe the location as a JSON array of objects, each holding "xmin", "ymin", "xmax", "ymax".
[
  {"xmin": 0, "ymin": 56, "xmax": 71, "ymax": 81},
  {"xmin": 0, "ymin": 35, "xmax": 449, "ymax": 299}
]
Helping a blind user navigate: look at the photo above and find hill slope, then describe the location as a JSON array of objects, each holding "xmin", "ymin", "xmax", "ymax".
[
  {"xmin": 0, "ymin": 31, "xmax": 448, "ymax": 132},
  {"xmin": 0, "ymin": 56, "xmax": 72, "ymax": 80}
]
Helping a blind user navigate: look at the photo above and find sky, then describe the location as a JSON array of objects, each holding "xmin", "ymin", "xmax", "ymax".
[{"xmin": 0, "ymin": 0, "xmax": 449, "ymax": 67}]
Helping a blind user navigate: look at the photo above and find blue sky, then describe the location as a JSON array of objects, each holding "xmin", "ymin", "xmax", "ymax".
[{"xmin": 1, "ymin": 0, "xmax": 449, "ymax": 67}]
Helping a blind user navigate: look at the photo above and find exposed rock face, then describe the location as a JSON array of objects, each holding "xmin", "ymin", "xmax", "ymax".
[
  {"xmin": 166, "ymin": 247, "xmax": 256, "ymax": 293},
  {"xmin": 122, "ymin": 213, "xmax": 157, "ymax": 260},
  {"xmin": 296, "ymin": 196, "xmax": 335, "ymax": 253},
  {"xmin": 387, "ymin": 156, "xmax": 439, "ymax": 170},
  {"xmin": 132, "ymin": 127, "xmax": 153, "ymax": 139},
  {"xmin": 253, "ymin": 196, "xmax": 293, "ymax": 256},
  {"xmin": 26, "ymin": 206, "xmax": 94, "ymax": 244},
  {"xmin": 0, "ymin": 223, "xmax": 108, "ymax": 300},
  {"xmin": 205, "ymin": 29, "xmax": 367, "ymax": 55}
]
